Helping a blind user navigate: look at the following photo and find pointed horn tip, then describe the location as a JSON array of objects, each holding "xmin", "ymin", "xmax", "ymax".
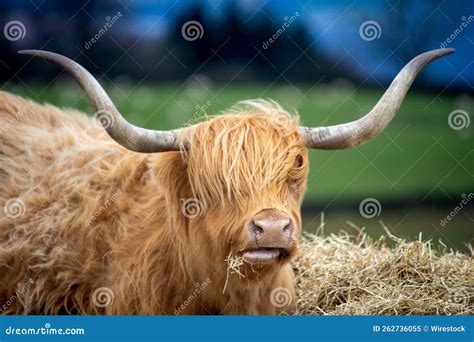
[
  {"xmin": 410, "ymin": 48, "xmax": 455, "ymax": 69},
  {"xmin": 417, "ymin": 48, "xmax": 455, "ymax": 62},
  {"xmin": 18, "ymin": 49, "xmax": 37, "ymax": 55},
  {"xmin": 18, "ymin": 50, "xmax": 64, "ymax": 60},
  {"xmin": 18, "ymin": 49, "xmax": 53, "ymax": 56},
  {"xmin": 18, "ymin": 50, "xmax": 49, "ymax": 58},
  {"xmin": 436, "ymin": 48, "xmax": 455, "ymax": 56}
]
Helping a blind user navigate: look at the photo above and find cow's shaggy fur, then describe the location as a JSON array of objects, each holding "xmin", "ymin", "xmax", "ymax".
[{"xmin": 0, "ymin": 91, "xmax": 308, "ymax": 314}]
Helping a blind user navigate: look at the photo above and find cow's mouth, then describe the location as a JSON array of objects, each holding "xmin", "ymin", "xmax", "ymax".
[{"xmin": 242, "ymin": 248, "xmax": 289, "ymax": 264}]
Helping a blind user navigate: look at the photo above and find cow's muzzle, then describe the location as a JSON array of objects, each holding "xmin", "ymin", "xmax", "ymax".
[{"xmin": 243, "ymin": 209, "xmax": 295, "ymax": 264}]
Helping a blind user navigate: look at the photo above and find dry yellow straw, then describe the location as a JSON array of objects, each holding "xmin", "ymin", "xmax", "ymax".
[{"xmin": 292, "ymin": 225, "xmax": 473, "ymax": 315}]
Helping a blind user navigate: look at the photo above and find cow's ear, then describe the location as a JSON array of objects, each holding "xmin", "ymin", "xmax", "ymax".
[{"xmin": 151, "ymin": 153, "xmax": 191, "ymax": 221}]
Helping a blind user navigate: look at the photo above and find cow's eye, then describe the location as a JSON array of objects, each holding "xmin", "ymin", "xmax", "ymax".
[
  {"xmin": 287, "ymin": 154, "xmax": 304, "ymax": 189},
  {"xmin": 295, "ymin": 154, "xmax": 303, "ymax": 168}
]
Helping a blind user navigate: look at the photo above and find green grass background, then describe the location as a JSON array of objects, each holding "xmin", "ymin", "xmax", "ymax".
[{"xmin": 9, "ymin": 82, "xmax": 472, "ymax": 202}]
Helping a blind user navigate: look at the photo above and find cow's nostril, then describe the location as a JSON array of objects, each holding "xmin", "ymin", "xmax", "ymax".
[
  {"xmin": 283, "ymin": 221, "xmax": 294, "ymax": 236},
  {"xmin": 250, "ymin": 221, "xmax": 264, "ymax": 237}
]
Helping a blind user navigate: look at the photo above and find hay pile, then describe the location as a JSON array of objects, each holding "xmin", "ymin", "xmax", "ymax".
[{"xmin": 292, "ymin": 226, "xmax": 473, "ymax": 315}]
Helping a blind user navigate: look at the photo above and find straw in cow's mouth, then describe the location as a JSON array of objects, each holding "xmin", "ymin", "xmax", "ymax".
[{"xmin": 223, "ymin": 252, "xmax": 246, "ymax": 293}]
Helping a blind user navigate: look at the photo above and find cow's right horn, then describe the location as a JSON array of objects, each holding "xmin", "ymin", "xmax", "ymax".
[
  {"xmin": 299, "ymin": 48, "xmax": 455, "ymax": 150},
  {"xmin": 19, "ymin": 50, "xmax": 183, "ymax": 153}
]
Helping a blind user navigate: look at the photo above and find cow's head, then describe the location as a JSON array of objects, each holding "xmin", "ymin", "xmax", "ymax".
[
  {"xmin": 20, "ymin": 48, "xmax": 453, "ymax": 276},
  {"xmin": 182, "ymin": 102, "xmax": 308, "ymax": 271}
]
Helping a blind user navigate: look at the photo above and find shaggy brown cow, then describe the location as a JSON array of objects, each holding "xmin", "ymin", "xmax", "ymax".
[{"xmin": 0, "ymin": 48, "xmax": 453, "ymax": 315}]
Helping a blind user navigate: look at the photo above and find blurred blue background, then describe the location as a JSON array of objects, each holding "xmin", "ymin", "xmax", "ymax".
[{"xmin": 1, "ymin": 0, "xmax": 473, "ymax": 88}]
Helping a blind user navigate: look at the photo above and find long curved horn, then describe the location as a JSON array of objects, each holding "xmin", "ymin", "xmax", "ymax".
[
  {"xmin": 18, "ymin": 50, "xmax": 182, "ymax": 153},
  {"xmin": 299, "ymin": 48, "xmax": 455, "ymax": 149}
]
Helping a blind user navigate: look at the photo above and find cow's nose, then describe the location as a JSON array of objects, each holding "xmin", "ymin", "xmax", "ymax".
[{"xmin": 249, "ymin": 215, "xmax": 294, "ymax": 241}]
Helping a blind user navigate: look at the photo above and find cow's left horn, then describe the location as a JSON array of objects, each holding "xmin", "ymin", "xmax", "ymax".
[
  {"xmin": 18, "ymin": 50, "xmax": 183, "ymax": 153},
  {"xmin": 299, "ymin": 48, "xmax": 454, "ymax": 149}
]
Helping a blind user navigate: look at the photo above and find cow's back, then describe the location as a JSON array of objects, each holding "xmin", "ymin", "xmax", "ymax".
[{"xmin": 0, "ymin": 91, "xmax": 149, "ymax": 314}]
